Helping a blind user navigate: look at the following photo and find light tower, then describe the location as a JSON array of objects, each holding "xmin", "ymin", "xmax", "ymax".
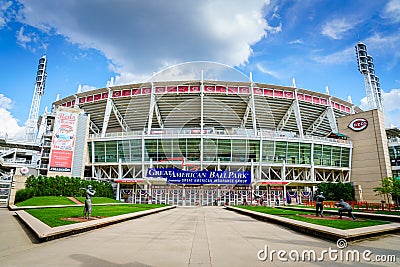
[
  {"xmin": 355, "ymin": 41, "xmax": 383, "ymax": 111},
  {"xmin": 25, "ymin": 55, "xmax": 47, "ymax": 142}
]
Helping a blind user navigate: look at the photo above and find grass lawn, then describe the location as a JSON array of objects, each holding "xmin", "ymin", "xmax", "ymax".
[
  {"xmin": 372, "ymin": 210, "xmax": 400, "ymax": 216},
  {"xmin": 75, "ymin": 197, "xmax": 122, "ymax": 204},
  {"xmin": 290, "ymin": 204, "xmax": 400, "ymax": 216},
  {"xmin": 237, "ymin": 206, "xmax": 391, "ymax": 230},
  {"xmin": 16, "ymin": 196, "xmax": 121, "ymax": 206},
  {"xmin": 26, "ymin": 204, "xmax": 167, "ymax": 227},
  {"xmin": 16, "ymin": 196, "xmax": 77, "ymax": 206}
]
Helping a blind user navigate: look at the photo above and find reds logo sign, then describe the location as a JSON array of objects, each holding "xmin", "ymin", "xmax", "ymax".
[{"xmin": 348, "ymin": 118, "xmax": 368, "ymax": 131}]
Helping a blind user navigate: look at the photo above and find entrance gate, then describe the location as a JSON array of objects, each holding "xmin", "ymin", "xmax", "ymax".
[
  {"xmin": 123, "ymin": 186, "xmax": 287, "ymax": 206},
  {"xmin": 131, "ymin": 186, "xmax": 255, "ymax": 206},
  {"xmin": 202, "ymin": 188, "xmax": 217, "ymax": 206}
]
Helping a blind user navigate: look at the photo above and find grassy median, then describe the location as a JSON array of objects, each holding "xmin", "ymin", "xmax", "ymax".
[
  {"xmin": 26, "ymin": 204, "xmax": 166, "ymax": 227},
  {"xmin": 236, "ymin": 206, "xmax": 391, "ymax": 230},
  {"xmin": 291, "ymin": 204, "xmax": 400, "ymax": 216},
  {"xmin": 16, "ymin": 196, "xmax": 121, "ymax": 206},
  {"xmin": 16, "ymin": 196, "xmax": 77, "ymax": 206}
]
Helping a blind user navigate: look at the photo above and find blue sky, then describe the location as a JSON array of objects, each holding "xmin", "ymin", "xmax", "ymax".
[{"xmin": 1, "ymin": 0, "xmax": 399, "ymax": 139}]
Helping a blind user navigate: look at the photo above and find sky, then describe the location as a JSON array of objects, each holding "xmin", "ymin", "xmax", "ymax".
[{"xmin": 0, "ymin": 0, "xmax": 399, "ymax": 139}]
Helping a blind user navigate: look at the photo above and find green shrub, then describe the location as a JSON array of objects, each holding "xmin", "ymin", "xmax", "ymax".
[
  {"xmin": 15, "ymin": 188, "xmax": 35, "ymax": 204},
  {"xmin": 24, "ymin": 175, "xmax": 114, "ymax": 198}
]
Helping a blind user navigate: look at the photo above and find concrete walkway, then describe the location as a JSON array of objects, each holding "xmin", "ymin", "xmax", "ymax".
[{"xmin": 1, "ymin": 207, "xmax": 399, "ymax": 266}]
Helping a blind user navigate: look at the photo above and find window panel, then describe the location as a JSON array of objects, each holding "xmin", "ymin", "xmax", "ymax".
[
  {"xmin": 313, "ymin": 144, "xmax": 322, "ymax": 165},
  {"xmin": 262, "ymin": 140, "xmax": 275, "ymax": 162},
  {"xmin": 275, "ymin": 141, "xmax": 287, "ymax": 163}
]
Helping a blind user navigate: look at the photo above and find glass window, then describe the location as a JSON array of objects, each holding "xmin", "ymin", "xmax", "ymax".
[
  {"xmin": 160, "ymin": 139, "xmax": 173, "ymax": 159},
  {"xmin": 217, "ymin": 139, "xmax": 231, "ymax": 161},
  {"xmin": 389, "ymin": 146, "xmax": 400, "ymax": 166},
  {"xmin": 331, "ymin": 146, "xmax": 341, "ymax": 167},
  {"xmin": 118, "ymin": 140, "xmax": 129, "ymax": 162},
  {"xmin": 287, "ymin": 142, "xmax": 299, "ymax": 164},
  {"xmin": 172, "ymin": 139, "xmax": 183, "ymax": 158},
  {"xmin": 322, "ymin": 145, "xmax": 331, "ymax": 166},
  {"xmin": 94, "ymin": 142, "xmax": 105, "ymax": 163},
  {"xmin": 341, "ymin": 147, "xmax": 350, "ymax": 167},
  {"xmin": 105, "ymin": 141, "xmax": 118, "ymax": 162},
  {"xmin": 275, "ymin": 141, "xmax": 287, "ymax": 162},
  {"xmin": 203, "ymin": 139, "xmax": 217, "ymax": 162},
  {"xmin": 313, "ymin": 144, "xmax": 322, "ymax": 165},
  {"xmin": 145, "ymin": 139, "xmax": 157, "ymax": 161},
  {"xmin": 300, "ymin": 143, "xmax": 311, "ymax": 164},
  {"xmin": 88, "ymin": 142, "xmax": 92, "ymax": 163},
  {"xmin": 262, "ymin": 140, "xmax": 275, "ymax": 162},
  {"xmin": 130, "ymin": 139, "xmax": 142, "ymax": 161},
  {"xmin": 232, "ymin": 139, "xmax": 246, "ymax": 162},
  {"xmin": 186, "ymin": 138, "xmax": 200, "ymax": 161},
  {"xmin": 179, "ymin": 139, "xmax": 187, "ymax": 159},
  {"xmin": 248, "ymin": 140, "xmax": 260, "ymax": 162}
]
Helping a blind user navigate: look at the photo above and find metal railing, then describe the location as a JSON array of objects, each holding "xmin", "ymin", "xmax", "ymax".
[
  {"xmin": 388, "ymin": 137, "xmax": 400, "ymax": 144},
  {"xmin": 88, "ymin": 128, "xmax": 352, "ymax": 146}
]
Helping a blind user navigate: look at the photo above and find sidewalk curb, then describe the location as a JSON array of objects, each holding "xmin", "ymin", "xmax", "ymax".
[
  {"xmin": 15, "ymin": 205, "xmax": 176, "ymax": 242},
  {"xmin": 225, "ymin": 206, "xmax": 400, "ymax": 242}
]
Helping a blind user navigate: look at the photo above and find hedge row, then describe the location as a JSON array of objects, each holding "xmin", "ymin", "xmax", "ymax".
[{"xmin": 15, "ymin": 175, "xmax": 114, "ymax": 203}]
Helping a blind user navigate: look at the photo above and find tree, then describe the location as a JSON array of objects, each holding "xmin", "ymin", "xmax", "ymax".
[
  {"xmin": 373, "ymin": 177, "xmax": 400, "ymax": 205},
  {"xmin": 317, "ymin": 182, "xmax": 355, "ymax": 201},
  {"xmin": 393, "ymin": 177, "xmax": 400, "ymax": 206}
]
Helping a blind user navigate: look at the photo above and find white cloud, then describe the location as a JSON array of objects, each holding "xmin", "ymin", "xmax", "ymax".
[
  {"xmin": 0, "ymin": 94, "xmax": 25, "ymax": 139},
  {"xmin": 256, "ymin": 63, "xmax": 282, "ymax": 80},
  {"xmin": 288, "ymin": 39, "xmax": 304, "ymax": 45},
  {"xmin": 0, "ymin": 0, "xmax": 12, "ymax": 29},
  {"xmin": 382, "ymin": 0, "xmax": 400, "ymax": 23},
  {"xmin": 382, "ymin": 88, "xmax": 400, "ymax": 112},
  {"xmin": 0, "ymin": 93, "xmax": 12, "ymax": 109},
  {"xmin": 17, "ymin": 0, "xmax": 271, "ymax": 84},
  {"xmin": 16, "ymin": 26, "xmax": 33, "ymax": 48},
  {"xmin": 359, "ymin": 88, "xmax": 400, "ymax": 127},
  {"xmin": 312, "ymin": 46, "xmax": 354, "ymax": 64},
  {"xmin": 265, "ymin": 21, "xmax": 282, "ymax": 35},
  {"xmin": 313, "ymin": 30, "xmax": 400, "ymax": 68},
  {"xmin": 15, "ymin": 26, "xmax": 46, "ymax": 51},
  {"xmin": 321, "ymin": 18, "xmax": 358, "ymax": 40},
  {"xmin": 363, "ymin": 32, "xmax": 400, "ymax": 70}
]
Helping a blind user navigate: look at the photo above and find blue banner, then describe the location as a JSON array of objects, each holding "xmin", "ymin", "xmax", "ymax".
[{"xmin": 146, "ymin": 168, "xmax": 251, "ymax": 185}]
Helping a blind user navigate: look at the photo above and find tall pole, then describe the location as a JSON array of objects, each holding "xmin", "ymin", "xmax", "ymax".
[
  {"xmin": 25, "ymin": 55, "xmax": 47, "ymax": 142},
  {"xmin": 355, "ymin": 41, "xmax": 383, "ymax": 111}
]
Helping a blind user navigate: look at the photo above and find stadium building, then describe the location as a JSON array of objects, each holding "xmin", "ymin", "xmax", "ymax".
[
  {"xmin": 1, "ymin": 61, "xmax": 396, "ymax": 206},
  {"xmin": 31, "ymin": 62, "xmax": 392, "ymax": 206}
]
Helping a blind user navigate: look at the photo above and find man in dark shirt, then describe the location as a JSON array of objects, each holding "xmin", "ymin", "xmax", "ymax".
[
  {"xmin": 336, "ymin": 199, "xmax": 356, "ymax": 220},
  {"xmin": 315, "ymin": 192, "xmax": 325, "ymax": 217}
]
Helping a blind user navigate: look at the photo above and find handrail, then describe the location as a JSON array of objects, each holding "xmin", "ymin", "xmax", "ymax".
[{"xmin": 88, "ymin": 128, "xmax": 352, "ymax": 146}]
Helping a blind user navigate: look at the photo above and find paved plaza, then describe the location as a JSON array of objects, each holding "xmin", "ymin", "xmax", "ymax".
[{"xmin": 0, "ymin": 207, "xmax": 399, "ymax": 266}]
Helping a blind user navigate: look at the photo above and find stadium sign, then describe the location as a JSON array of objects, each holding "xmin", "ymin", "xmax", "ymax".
[
  {"xmin": 348, "ymin": 118, "xmax": 368, "ymax": 131},
  {"xmin": 49, "ymin": 107, "xmax": 80, "ymax": 173},
  {"xmin": 146, "ymin": 168, "xmax": 251, "ymax": 185}
]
